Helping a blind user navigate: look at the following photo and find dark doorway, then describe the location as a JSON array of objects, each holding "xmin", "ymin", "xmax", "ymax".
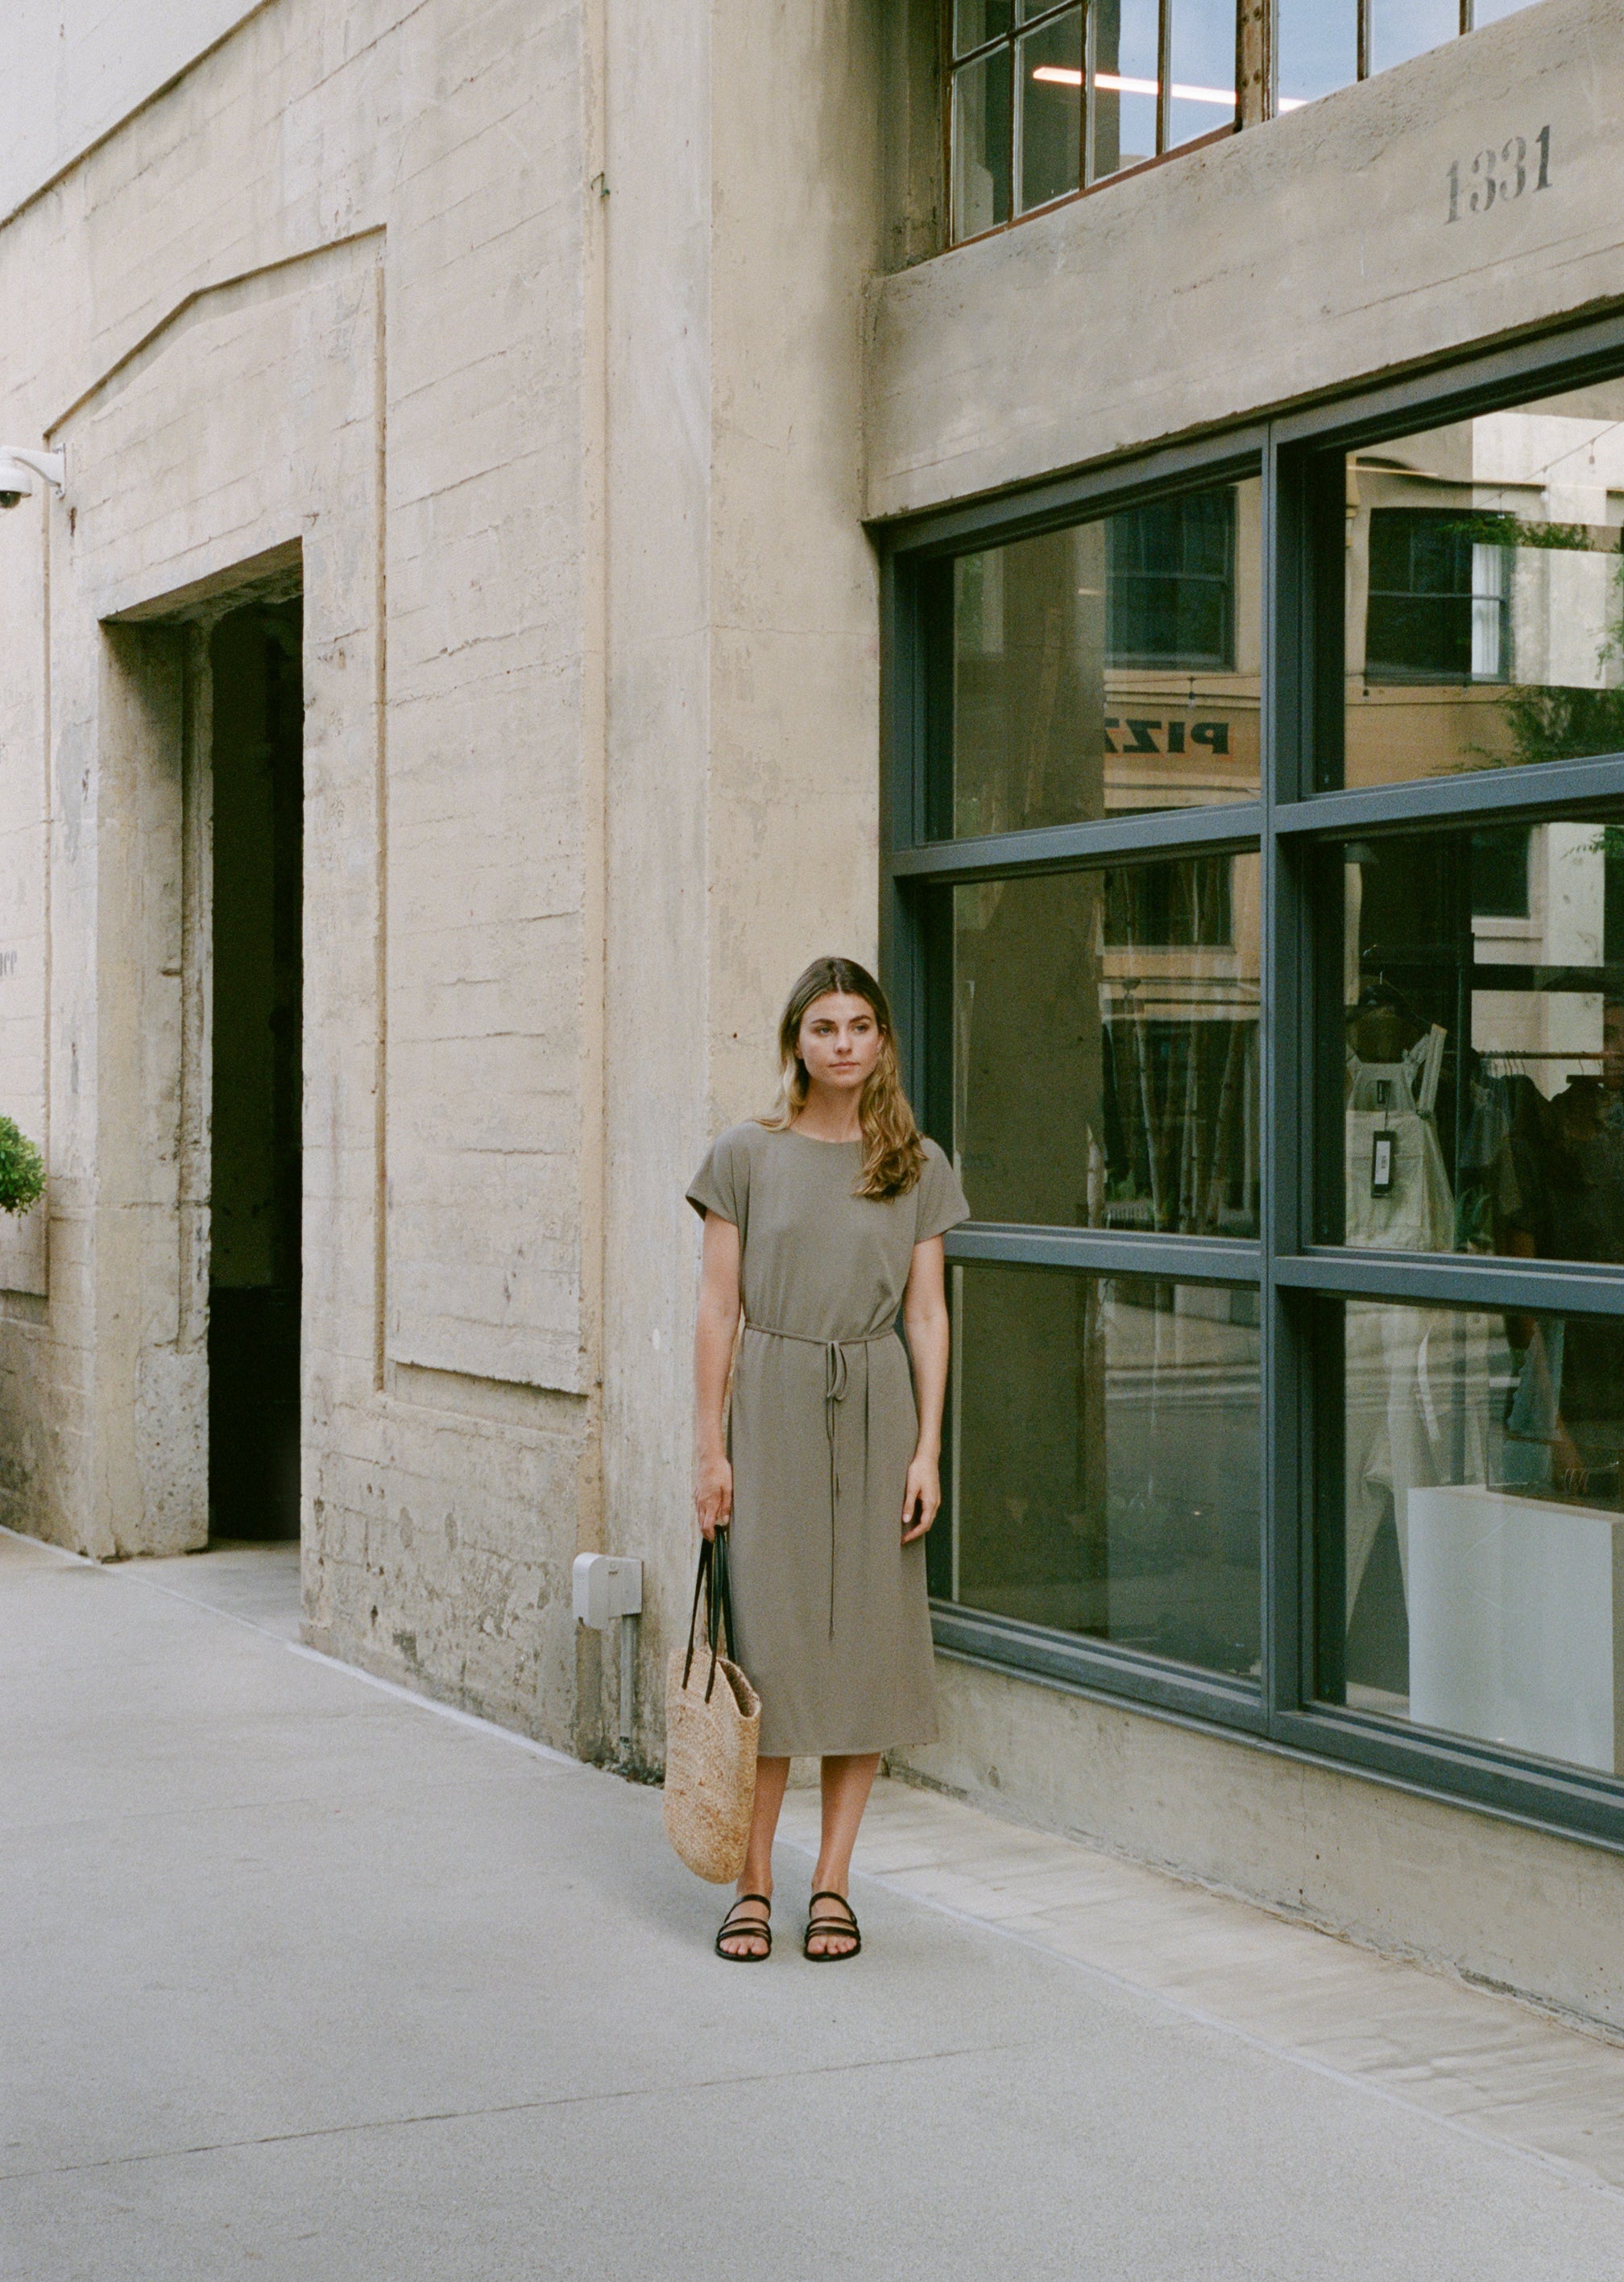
[{"xmin": 208, "ymin": 599, "xmax": 304, "ymax": 1542}]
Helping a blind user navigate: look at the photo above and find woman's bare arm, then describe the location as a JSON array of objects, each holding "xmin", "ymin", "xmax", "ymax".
[
  {"xmin": 694, "ymin": 1211, "xmax": 743, "ymax": 1537},
  {"xmin": 901, "ymin": 1235, "xmax": 949, "ymax": 1544}
]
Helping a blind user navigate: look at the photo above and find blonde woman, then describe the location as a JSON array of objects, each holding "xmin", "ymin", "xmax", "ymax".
[{"xmin": 687, "ymin": 956, "xmax": 968, "ymax": 1961}]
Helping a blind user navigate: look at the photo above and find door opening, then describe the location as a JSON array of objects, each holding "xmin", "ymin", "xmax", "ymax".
[{"xmin": 208, "ymin": 599, "xmax": 304, "ymax": 1542}]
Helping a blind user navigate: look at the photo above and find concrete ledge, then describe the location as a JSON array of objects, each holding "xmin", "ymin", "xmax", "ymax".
[{"xmin": 891, "ymin": 1650, "xmax": 1624, "ymax": 2040}]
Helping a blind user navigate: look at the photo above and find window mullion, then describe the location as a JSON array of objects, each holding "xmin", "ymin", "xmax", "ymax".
[
  {"xmin": 1155, "ymin": 0, "xmax": 1173, "ymax": 154},
  {"xmin": 1261, "ymin": 421, "xmax": 1303, "ymax": 1725}
]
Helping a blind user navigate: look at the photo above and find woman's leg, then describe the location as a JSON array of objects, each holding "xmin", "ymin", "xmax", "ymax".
[
  {"xmin": 718, "ymin": 1754, "xmax": 791, "ymax": 1958},
  {"xmin": 807, "ymin": 1752, "xmax": 880, "ymax": 1956}
]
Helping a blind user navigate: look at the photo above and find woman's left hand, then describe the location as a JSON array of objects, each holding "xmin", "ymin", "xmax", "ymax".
[{"xmin": 901, "ymin": 1453, "xmax": 941, "ymax": 1543}]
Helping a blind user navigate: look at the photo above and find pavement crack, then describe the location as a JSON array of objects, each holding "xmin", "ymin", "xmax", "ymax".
[{"xmin": 0, "ymin": 2043, "xmax": 1014, "ymax": 2185}]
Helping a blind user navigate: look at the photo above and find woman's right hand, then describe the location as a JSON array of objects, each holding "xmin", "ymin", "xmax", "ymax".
[{"xmin": 694, "ymin": 1451, "xmax": 733, "ymax": 1539}]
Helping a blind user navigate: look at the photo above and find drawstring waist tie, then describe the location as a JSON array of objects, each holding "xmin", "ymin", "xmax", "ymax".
[{"xmin": 743, "ymin": 1321, "xmax": 897, "ymax": 1638}]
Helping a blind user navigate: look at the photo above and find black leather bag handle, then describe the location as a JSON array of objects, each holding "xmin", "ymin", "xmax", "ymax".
[{"xmin": 681, "ymin": 1530, "xmax": 738, "ymax": 1703}]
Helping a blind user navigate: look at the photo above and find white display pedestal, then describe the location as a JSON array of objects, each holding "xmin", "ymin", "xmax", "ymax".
[{"xmin": 1407, "ymin": 1485, "xmax": 1624, "ymax": 1775}]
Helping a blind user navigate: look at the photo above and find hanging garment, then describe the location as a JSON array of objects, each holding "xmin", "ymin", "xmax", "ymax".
[
  {"xmin": 1344, "ymin": 1303, "xmax": 1493, "ymax": 1621},
  {"xmin": 1344, "ymin": 1026, "xmax": 1454, "ymax": 1253},
  {"xmin": 1342, "ymin": 1026, "xmax": 1466, "ymax": 1612}
]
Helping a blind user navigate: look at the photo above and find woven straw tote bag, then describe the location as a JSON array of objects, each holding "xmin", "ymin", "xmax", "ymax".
[{"xmin": 663, "ymin": 1532, "xmax": 760, "ymax": 1882}]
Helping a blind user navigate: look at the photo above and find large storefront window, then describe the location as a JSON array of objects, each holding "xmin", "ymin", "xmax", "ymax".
[
  {"xmin": 1325, "ymin": 811, "xmax": 1624, "ymax": 1261},
  {"xmin": 1332, "ymin": 379, "xmax": 1624, "ymax": 792},
  {"xmin": 1321, "ymin": 1295, "xmax": 1624, "ymax": 1779},
  {"xmin": 948, "ymin": 477, "xmax": 1261, "ymax": 835},
  {"xmin": 885, "ymin": 319, "xmax": 1624, "ymax": 1843},
  {"xmin": 951, "ymin": 1266, "xmax": 1260, "ymax": 1676},
  {"xmin": 951, "ymin": 859, "xmax": 1261, "ymax": 1234}
]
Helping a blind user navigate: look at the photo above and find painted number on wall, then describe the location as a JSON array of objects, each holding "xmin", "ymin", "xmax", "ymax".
[{"xmin": 1447, "ymin": 127, "xmax": 1551, "ymax": 222}]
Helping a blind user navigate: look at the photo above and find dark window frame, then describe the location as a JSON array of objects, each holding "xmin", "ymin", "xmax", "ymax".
[{"xmin": 876, "ymin": 304, "xmax": 1624, "ymax": 1853}]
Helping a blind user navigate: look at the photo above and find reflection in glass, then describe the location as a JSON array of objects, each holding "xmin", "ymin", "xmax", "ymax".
[
  {"xmin": 1092, "ymin": 0, "xmax": 1159, "ymax": 178},
  {"xmin": 948, "ymin": 1266, "xmax": 1261, "ymax": 1678},
  {"xmin": 1323, "ymin": 1297, "xmax": 1624, "ymax": 1778},
  {"xmin": 1167, "ymin": 0, "xmax": 1237, "ymax": 152},
  {"xmin": 1369, "ymin": 0, "xmax": 1456, "ymax": 74},
  {"xmin": 1330, "ymin": 815, "xmax": 1624, "ymax": 1269},
  {"xmin": 949, "ymin": 478, "xmax": 1261, "ymax": 836},
  {"xmin": 1018, "ymin": 10, "xmax": 1082, "ymax": 212},
  {"xmin": 952, "ymin": 47, "xmax": 1013, "ymax": 241},
  {"xmin": 1337, "ymin": 380, "xmax": 1624, "ymax": 791},
  {"xmin": 951, "ymin": 858, "xmax": 1261, "ymax": 1234},
  {"xmin": 955, "ymin": 0, "xmax": 1014, "ymax": 55},
  {"xmin": 1274, "ymin": 0, "xmax": 1354, "ymax": 108}
]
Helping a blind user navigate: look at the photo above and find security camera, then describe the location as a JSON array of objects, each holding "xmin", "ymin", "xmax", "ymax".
[{"xmin": 0, "ymin": 449, "xmax": 65, "ymax": 510}]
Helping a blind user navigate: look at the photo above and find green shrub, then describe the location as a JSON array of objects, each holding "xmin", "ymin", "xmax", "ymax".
[{"xmin": 0, "ymin": 1119, "xmax": 45, "ymax": 1216}]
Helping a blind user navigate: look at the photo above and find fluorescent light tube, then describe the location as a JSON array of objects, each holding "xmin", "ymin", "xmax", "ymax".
[
  {"xmin": 1031, "ymin": 65, "xmax": 1232, "ymax": 103},
  {"xmin": 1030, "ymin": 64, "xmax": 1304, "ymax": 110}
]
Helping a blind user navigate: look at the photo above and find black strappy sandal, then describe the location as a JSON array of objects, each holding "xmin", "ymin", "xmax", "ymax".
[
  {"xmin": 803, "ymin": 1891, "xmax": 861, "ymax": 1961},
  {"xmin": 715, "ymin": 1894, "xmax": 773, "ymax": 1961}
]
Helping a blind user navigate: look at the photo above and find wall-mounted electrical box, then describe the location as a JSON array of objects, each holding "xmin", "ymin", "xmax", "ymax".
[{"xmin": 572, "ymin": 1553, "xmax": 643, "ymax": 1631}]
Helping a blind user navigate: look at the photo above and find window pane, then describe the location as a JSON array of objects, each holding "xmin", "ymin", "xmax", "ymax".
[
  {"xmin": 1275, "ymin": 0, "xmax": 1355, "ymax": 108},
  {"xmin": 1472, "ymin": 0, "xmax": 1542, "ymax": 19},
  {"xmin": 1337, "ymin": 381, "xmax": 1624, "ymax": 790},
  {"xmin": 948, "ymin": 477, "xmax": 1261, "ymax": 835},
  {"xmin": 1167, "ymin": 0, "xmax": 1236, "ymax": 153},
  {"xmin": 1017, "ymin": 10, "xmax": 1082, "ymax": 212},
  {"xmin": 1327, "ymin": 813, "xmax": 1624, "ymax": 1267},
  {"xmin": 948, "ymin": 1265, "xmax": 1261, "ymax": 1679},
  {"xmin": 951, "ymin": 858, "xmax": 1262, "ymax": 1235},
  {"xmin": 1369, "ymin": 0, "xmax": 1459, "ymax": 74},
  {"xmin": 1091, "ymin": 0, "xmax": 1159, "ymax": 178},
  {"xmin": 952, "ymin": 48, "xmax": 1013, "ymax": 241},
  {"xmin": 1320, "ymin": 1296, "xmax": 1624, "ymax": 1780},
  {"xmin": 954, "ymin": 0, "xmax": 1014, "ymax": 56}
]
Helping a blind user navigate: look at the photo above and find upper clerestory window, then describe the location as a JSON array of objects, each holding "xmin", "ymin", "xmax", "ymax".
[
  {"xmin": 947, "ymin": 0, "xmax": 1549, "ymax": 249},
  {"xmin": 949, "ymin": 0, "xmax": 1238, "ymax": 244},
  {"xmin": 1277, "ymin": 0, "xmax": 1543, "ymax": 109}
]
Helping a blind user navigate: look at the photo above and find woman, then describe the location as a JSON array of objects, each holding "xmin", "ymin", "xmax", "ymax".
[{"xmin": 687, "ymin": 956, "xmax": 968, "ymax": 1961}]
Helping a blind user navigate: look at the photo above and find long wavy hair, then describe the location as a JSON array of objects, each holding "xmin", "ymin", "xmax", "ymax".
[{"xmin": 760, "ymin": 956, "xmax": 926, "ymax": 1200}]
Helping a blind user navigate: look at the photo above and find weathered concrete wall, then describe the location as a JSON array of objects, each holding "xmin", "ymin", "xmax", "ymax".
[
  {"xmin": 0, "ymin": 0, "xmax": 601, "ymax": 1742},
  {"xmin": 599, "ymin": 0, "xmax": 885, "ymax": 1736},
  {"xmin": 898, "ymin": 1655, "xmax": 1624, "ymax": 2038},
  {"xmin": 868, "ymin": 0, "xmax": 1624, "ymax": 519}
]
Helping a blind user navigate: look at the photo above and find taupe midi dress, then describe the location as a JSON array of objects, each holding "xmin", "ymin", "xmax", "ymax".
[{"xmin": 687, "ymin": 1123, "xmax": 970, "ymax": 1757}]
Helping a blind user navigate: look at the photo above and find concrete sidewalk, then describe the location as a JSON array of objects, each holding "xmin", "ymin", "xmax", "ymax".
[{"xmin": 3, "ymin": 1531, "xmax": 1622, "ymax": 2282}]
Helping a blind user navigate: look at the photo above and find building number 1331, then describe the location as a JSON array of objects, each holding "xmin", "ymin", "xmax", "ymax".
[{"xmin": 1447, "ymin": 127, "xmax": 1552, "ymax": 222}]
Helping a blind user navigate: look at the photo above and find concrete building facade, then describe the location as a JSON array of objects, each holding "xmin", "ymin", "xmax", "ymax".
[{"xmin": 2, "ymin": 0, "xmax": 1622, "ymax": 2036}]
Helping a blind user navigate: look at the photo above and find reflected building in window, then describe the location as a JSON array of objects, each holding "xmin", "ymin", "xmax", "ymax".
[
  {"xmin": 1339, "ymin": 385, "xmax": 1624, "ymax": 794},
  {"xmin": 951, "ymin": 477, "xmax": 1262, "ymax": 836}
]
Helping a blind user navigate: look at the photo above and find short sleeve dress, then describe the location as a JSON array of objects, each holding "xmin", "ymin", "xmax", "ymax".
[{"xmin": 686, "ymin": 1124, "xmax": 970, "ymax": 1756}]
